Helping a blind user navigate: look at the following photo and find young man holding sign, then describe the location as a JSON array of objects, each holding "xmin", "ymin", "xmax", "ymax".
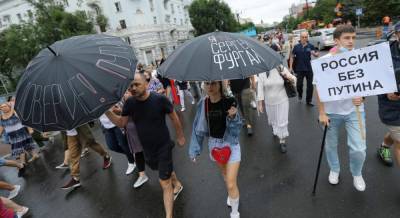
[{"xmin": 315, "ymin": 25, "xmax": 367, "ymax": 191}]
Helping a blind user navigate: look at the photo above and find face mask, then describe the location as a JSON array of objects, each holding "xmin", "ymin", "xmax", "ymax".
[{"xmin": 339, "ymin": 47, "xmax": 349, "ymax": 53}]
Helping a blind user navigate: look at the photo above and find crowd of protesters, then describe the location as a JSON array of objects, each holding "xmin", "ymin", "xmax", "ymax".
[{"xmin": 0, "ymin": 23, "xmax": 399, "ymax": 218}]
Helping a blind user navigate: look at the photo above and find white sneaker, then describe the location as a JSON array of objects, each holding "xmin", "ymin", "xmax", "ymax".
[
  {"xmin": 328, "ymin": 171, "xmax": 339, "ymax": 185},
  {"xmin": 55, "ymin": 163, "xmax": 69, "ymax": 169},
  {"xmin": 227, "ymin": 197, "xmax": 231, "ymax": 207},
  {"xmin": 16, "ymin": 206, "xmax": 29, "ymax": 218},
  {"xmin": 353, "ymin": 176, "xmax": 366, "ymax": 191},
  {"xmin": 250, "ymin": 100, "xmax": 257, "ymax": 109},
  {"xmin": 180, "ymin": 107, "xmax": 186, "ymax": 112},
  {"xmin": 191, "ymin": 100, "xmax": 195, "ymax": 105},
  {"xmin": 230, "ymin": 212, "xmax": 240, "ymax": 218},
  {"xmin": 125, "ymin": 163, "xmax": 136, "ymax": 175},
  {"xmin": 8, "ymin": 185, "xmax": 21, "ymax": 199},
  {"xmin": 133, "ymin": 175, "xmax": 149, "ymax": 188}
]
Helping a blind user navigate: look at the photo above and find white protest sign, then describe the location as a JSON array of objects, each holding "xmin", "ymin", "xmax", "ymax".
[{"xmin": 312, "ymin": 42, "xmax": 397, "ymax": 102}]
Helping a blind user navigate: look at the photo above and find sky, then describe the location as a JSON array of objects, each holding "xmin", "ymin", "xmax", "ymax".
[{"xmin": 224, "ymin": 0, "xmax": 302, "ymax": 24}]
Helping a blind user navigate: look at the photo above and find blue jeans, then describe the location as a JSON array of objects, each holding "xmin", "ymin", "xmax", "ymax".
[
  {"xmin": 325, "ymin": 111, "xmax": 366, "ymax": 176},
  {"xmin": 103, "ymin": 127, "xmax": 135, "ymax": 163}
]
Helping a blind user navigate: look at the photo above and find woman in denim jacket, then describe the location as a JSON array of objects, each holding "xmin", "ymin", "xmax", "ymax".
[{"xmin": 189, "ymin": 81, "xmax": 242, "ymax": 218}]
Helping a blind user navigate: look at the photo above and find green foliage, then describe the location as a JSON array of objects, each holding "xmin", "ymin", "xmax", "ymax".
[
  {"xmin": 189, "ymin": 0, "xmax": 240, "ymax": 36},
  {"xmin": 0, "ymin": 0, "xmax": 95, "ymax": 91}
]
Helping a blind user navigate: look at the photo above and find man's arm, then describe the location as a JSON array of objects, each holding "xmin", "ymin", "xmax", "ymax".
[
  {"xmin": 105, "ymin": 110, "xmax": 129, "ymax": 128},
  {"xmin": 289, "ymin": 54, "xmax": 294, "ymax": 71},
  {"xmin": 168, "ymin": 111, "xmax": 185, "ymax": 146}
]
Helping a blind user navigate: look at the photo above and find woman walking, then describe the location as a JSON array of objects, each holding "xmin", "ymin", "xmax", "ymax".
[
  {"xmin": 189, "ymin": 81, "xmax": 242, "ymax": 218},
  {"xmin": 0, "ymin": 103, "xmax": 38, "ymax": 169},
  {"xmin": 257, "ymin": 66, "xmax": 296, "ymax": 153}
]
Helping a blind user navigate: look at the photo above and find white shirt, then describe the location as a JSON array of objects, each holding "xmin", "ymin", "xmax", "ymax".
[
  {"xmin": 314, "ymin": 53, "xmax": 364, "ymax": 115},
  {"xmin": 257, "ymin": 67, "xmax": 296, "ymax": 106},
  {"xmin": 99, "ymin": 114, "xmax": 116, "ymax": 129},
  {"xmin": 66, "ymin": 129, "xmax": 78, "ymax": 136}
]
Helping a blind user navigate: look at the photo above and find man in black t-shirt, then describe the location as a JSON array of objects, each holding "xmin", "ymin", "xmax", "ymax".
[
  {"xmin": 106, "ymin": 73, "xmax": 185, "ymax": 218},
  {"xmin": 229, "ymin": 77, "xmax": 256, "ymax": 136}
]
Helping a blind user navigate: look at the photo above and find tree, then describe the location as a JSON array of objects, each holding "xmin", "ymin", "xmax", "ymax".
[
  {"xmin": 362, "ymin": 0, "xmax": 400, "ymax": 26},
  {"xmin": 188, "ymin": 0, "xmax": 240, "ymax": 36},
  {"xmin": 0, "ymin": 0, "xmax": 95, "ymax": 91}
]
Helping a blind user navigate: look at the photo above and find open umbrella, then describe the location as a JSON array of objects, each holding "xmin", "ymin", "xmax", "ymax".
[
  {"xmin": 158, "ymin": 31, "xmax": 283, "ymax": 81},
  {"xmin": 14, "ymin": 34, "xmax": 137, "ymax": 132}
]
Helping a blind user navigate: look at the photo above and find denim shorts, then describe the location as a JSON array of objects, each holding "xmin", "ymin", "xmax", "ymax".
[
  {"xmin": 0, "ymin": 157, "xmax": 5, "ymax": 166},
  {"xmin": 208, "ymin": 137, "xmax": 241, "ymax": 164}
]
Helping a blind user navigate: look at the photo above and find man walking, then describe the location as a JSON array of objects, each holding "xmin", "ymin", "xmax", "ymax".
[
  {"xmin": 106, "ymin": 73, "xmax": 186, "ymax": 218},
  {"xmin": 316, "ymin": 25, "xmax": 367, "ymax": 191},
  {"xmin": 377, "ymin": 22, "xmax": 400, "ymax": 167},
  {"xmin": 61, "ymin": 124, "xmax": 112, "ymax": 190},
  {"xmin": 290, "ymin": 31, "xmax": 319, "ymax": 106}
]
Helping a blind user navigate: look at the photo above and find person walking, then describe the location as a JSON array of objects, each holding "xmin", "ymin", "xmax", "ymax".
[
  {"xmin": 316, "ymin": 25, "xmax": 367, "ymax": 191},
  {"xmin": 177, "ymin": 81, "xmax": 195, "ymax": 112},
  {"xmin": 189, "ymin": 81, "xmax": 242, "ymax": 218},
  {"xmin": 289, "ymin": 31, "xmax": 319, "ymax": 106},
  {"xmin": 257, "ymin": 66, "xmax": 296, "ymax": 153},
  {"xmin": 229, "ymin": 77, "xmax": 256, "ymax": 136},
  {"xmin": 377, "ymin": 22, "xmax": 400, "ymax": 167},
  {"xmin": 106, "ymin": 73, "xmax": 186, "ymax": 218},
  {"xmin": 99, "ymin": 114, "xmax": 136, "ymax": 175},
  {"xmin": 0, "ymin": 103, "xmax": 39, "ymax": 170},
  {"xmin": 61, "ymin": 124, "xmax": 112, "ymax": 190}
]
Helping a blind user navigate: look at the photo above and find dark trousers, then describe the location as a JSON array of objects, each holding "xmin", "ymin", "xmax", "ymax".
[
  {"xmin": 135, "ymin": 152, "xmax": 145, "ymax": 172},
  {"xmin": 296, "ymin": 71, "xmax": 314, "ymax": 103},
  {"xmin": 104, "ymin": 127, "xmax": 135, "ymax": 164}
]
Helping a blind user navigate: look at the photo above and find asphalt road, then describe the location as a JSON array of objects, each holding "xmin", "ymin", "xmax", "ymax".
[{"xmin": 2, "ymin": 36, "xmax": 399, "ymax": 218}]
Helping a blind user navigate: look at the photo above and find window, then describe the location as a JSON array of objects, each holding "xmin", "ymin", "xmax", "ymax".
[
  {"xmin": 164, "ymin": 1, "xmax": 168, "ymax": 10},
  {"xmin": 27, "ymin": 10, "xmax": 33, "ymax": 19},
  {"xmin": 3, "ymin": 15, "xmax": 10, "ymax": 23},
  {"xmin": 180, "ymin": 19, "xmax": 183, "ymax": 25},
  {"xmin": 165, "ymin": 15, "xmax": 170, "ymax": 23},
  {"xmin": 149, "ymin": 0, "xmax": 154, "ymax": 12},
  {"xmin": 119, "ymin": 19, "xmax": 127, "ymax": 29},
  {"xmin": 153, "ymin": 16, "xmax": 157, "ymax": 24},
  {"xmin": 125, "ymin": 37, "xmax": 131, "ymax": 45},
  {"xmin": 171, "ymin": 4, "xmax": 174, "ymax": 14},
  {"xmin": 174, "ymin": 18, "xmax": 176, "ymax": 24},
  {"xmin": 17, "ymin": 13, "xmax": 22, "ymax": 21},
  {"xmin": 63, "ymin": 0, "xmax": 69, "ymax": 6},
  {"xmin": 115, "ymin": 2, "xmax": 122, "ymax": 12}
]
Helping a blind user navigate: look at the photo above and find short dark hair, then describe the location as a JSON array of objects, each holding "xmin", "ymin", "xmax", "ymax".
[{"xmin": 333, "ymin": 25, "xmax": 355, "ymax": 39}]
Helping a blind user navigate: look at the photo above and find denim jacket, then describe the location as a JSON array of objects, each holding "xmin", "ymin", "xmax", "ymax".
[{"xmin": 188, "ymin": 97, "xmax": 242, "ymax": 159}]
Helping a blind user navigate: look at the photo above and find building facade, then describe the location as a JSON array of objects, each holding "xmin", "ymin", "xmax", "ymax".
[{"xmin": 0, "ymin": 0, "xmax": 194, "ymax": 65}]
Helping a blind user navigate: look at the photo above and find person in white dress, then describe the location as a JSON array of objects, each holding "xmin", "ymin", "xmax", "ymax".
[{"xmin": 257, "ymin": 66, "xmax": 296, "ymax": 153}]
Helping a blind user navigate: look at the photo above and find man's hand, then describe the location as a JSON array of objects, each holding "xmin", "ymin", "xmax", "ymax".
[
  {"xmin": 312, "ymin": 50, "xmax": 320, "ymax": 57},
  {"xmin": 227, "ymin": 106, "xmax": 238, "ymax": 118},
  {"xmin": 177, "ymin": 135, "xmax": 186, "ymax": 147},
  {"xmin": 387, "ymin": 93, "xmax": 400, "ymax": 101},
  {"xmin": 319, "ymin": 113, "xmax": 330, "ymax": 126},
  {"xmin": 352, "ymin": 97, "xmax": 364, "ymax": 106},
  {"xmin": 257, "ymin": 101, "xmax": 264, "ymax": 114}
]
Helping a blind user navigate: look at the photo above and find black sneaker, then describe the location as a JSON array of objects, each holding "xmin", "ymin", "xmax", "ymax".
[
  {"xmin": 377, "ymin": 146, "xmax": 393, "ymax": 166},
  {"xmin": 247, "ymin": 127, "xmax": 253, "ymax": 136},
  {"xmin": 61, "ymin": 178, "xmax": 81, "ymax": 190},
  {"xmin": 306, "ymin": 102, "xmax": 314, "ymax": 107},
  {"xmin": 280, "ymin": 143, "xmax": 287, "ymax": 153}
]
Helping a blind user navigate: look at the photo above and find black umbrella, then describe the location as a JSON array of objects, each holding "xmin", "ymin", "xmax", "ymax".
[
  {"xmin": 15, "ymin": 34, "xmax": 137, "ymax": 132},
  {"xmin": 158, "ymin": 31, "xmax": 283, "ymax": 81}
]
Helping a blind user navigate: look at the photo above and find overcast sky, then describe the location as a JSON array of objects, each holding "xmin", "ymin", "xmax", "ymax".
[{"xmin": 224, "ymin": 0, "xmax": 303, "ymax": 24}]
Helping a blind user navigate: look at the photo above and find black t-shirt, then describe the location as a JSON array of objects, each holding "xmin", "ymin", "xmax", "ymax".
[
  {"xmin": 206, "ymin": 97, "xmax": 237, "ymax": 139},
  {"xmin": 122, "ymin": 93, "xmax": 173, "ymax": 154},
  {"xmin": 177, "ymin": 81, "xmax": 188, "ymax": 90},
  {"xmin": 229, "ymin": 78, "xmax": 250, "ymax": 94}
]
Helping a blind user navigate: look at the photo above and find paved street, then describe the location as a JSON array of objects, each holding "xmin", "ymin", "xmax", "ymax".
[{"xmin": 1, "ymin": 36, "xmax": 400, "ymax": 218}]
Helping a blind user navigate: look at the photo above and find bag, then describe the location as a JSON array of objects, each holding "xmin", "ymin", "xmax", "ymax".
[
  {"xmin": 211, "ymin": 145, "xmax": 231, "ymax": 164},
  {"xmin": 278, "ymin": 66, "xmax": 297, "ymax": 98}
]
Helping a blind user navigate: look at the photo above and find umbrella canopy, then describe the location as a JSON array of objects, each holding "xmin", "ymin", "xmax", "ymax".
[
  {"xmin": 14, "ymin": 34, "xmax": 137, "ymax": 132},
  {"xmin": 158, "ymin": 31, "xmax": 283, "ymax": 81}
]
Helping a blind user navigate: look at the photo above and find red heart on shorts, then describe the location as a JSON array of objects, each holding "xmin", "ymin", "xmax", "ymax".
[{"xmin": 211, "ymin": 146, "xmax": 231, "ymax": 165}]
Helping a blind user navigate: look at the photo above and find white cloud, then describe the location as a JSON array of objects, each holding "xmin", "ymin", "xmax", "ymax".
[{"xmin": 223, "ymin": 0, "xmax": 300, "ymax": 24}]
